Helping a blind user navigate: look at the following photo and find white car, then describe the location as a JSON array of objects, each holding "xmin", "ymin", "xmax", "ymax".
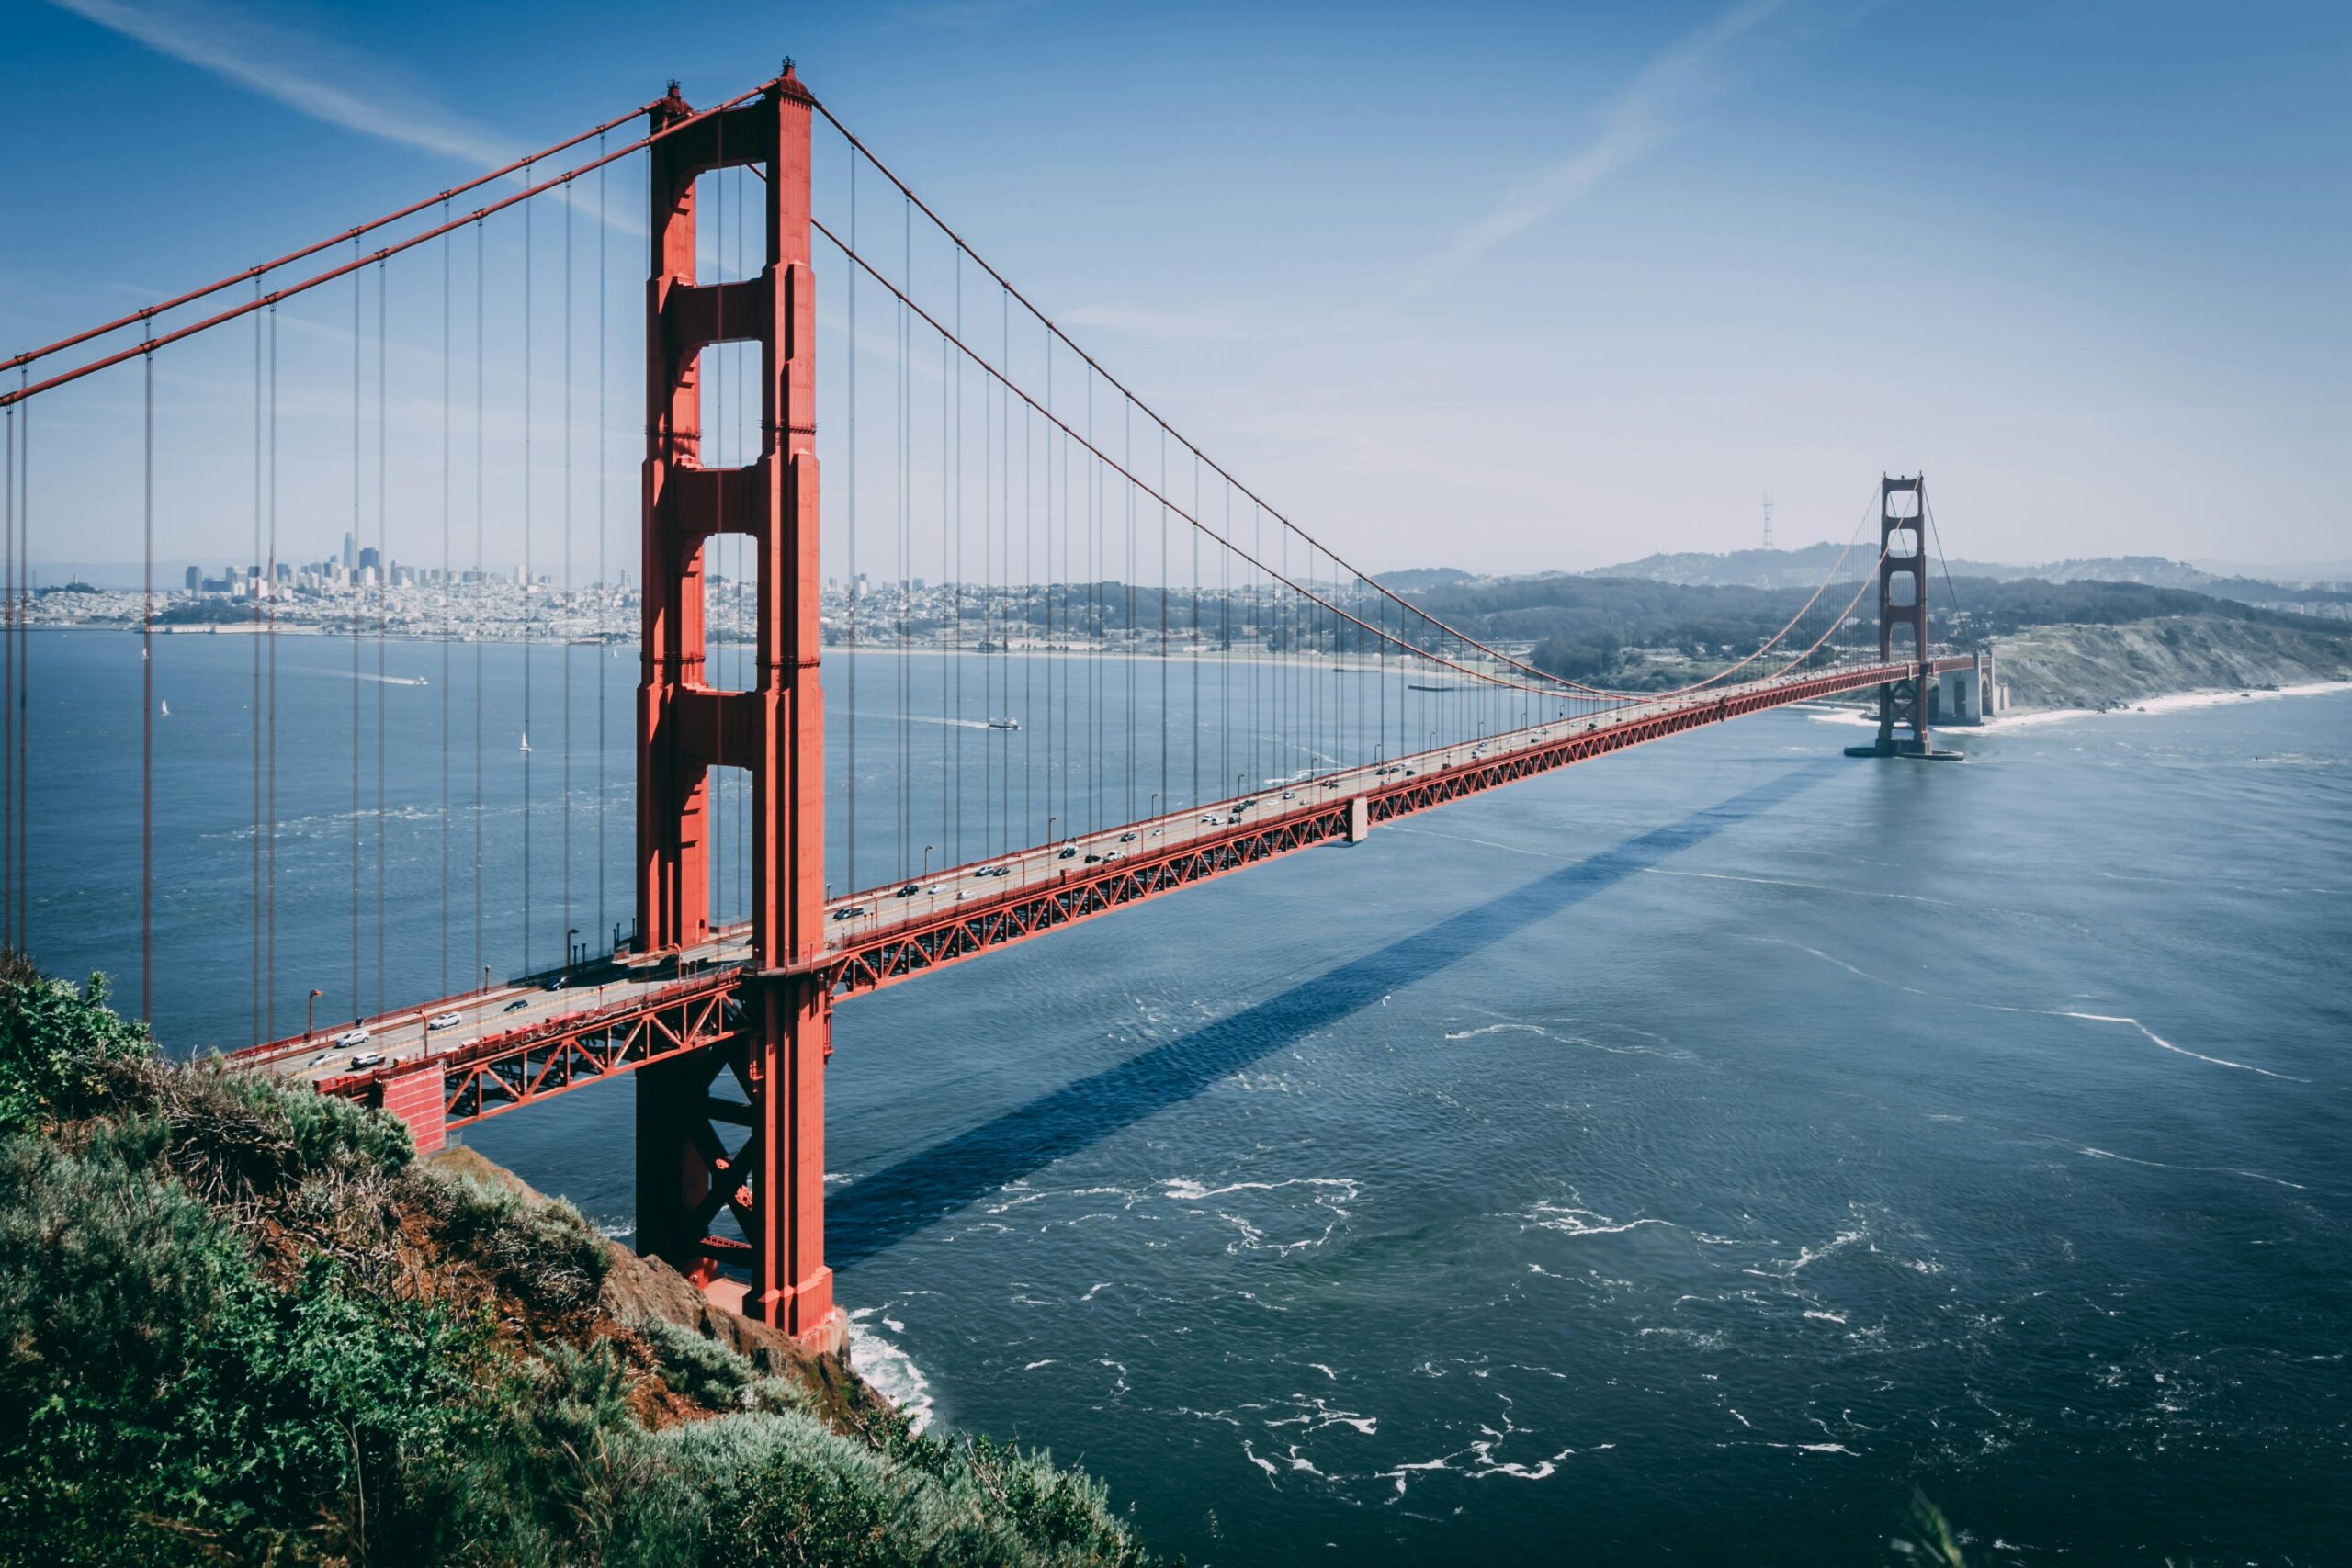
[
  {"xmin": 427, "ymin": 1011, "xmax": 462, "ymax": 1032},
  {"xmin": 348, "ymin": 1051, "xmax": 386, "ymax": 1070},
  {"xmin": 332, "ymin": 1027, "xmax": 370, "ymax": 1050}
]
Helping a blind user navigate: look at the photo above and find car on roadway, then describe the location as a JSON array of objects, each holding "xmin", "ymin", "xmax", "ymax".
[
  {"xmin": 349, "ymin": 1051, "xmax": 386, "ymax": 1070},
  {"xmin": 332, "ymin": 1027, "xmax": 371, "ymax": 1050},
  {"xmin": 1117, "ymin": 831, "xmax": 1137, "ymax": 842},
  {"xmin": 503, "ymin": 998, "xmax": 531, "ymax": 1013},
  {"xmin": 1058, "ymin": 845, "xmax": 1079, "ymax": 859},
  {"xmin": 831, "ymin": 905, "xmax": 867, "ymax": 921},
  {"xmin": 427, "ymin": 1011, "xmax": 462, "ymax": 1031},
  {"xmin": 544, "ymin": 974, "xmax": 569, "ymax": 992},
  {"xmin": 895, "ymin": 884, "xmax": 922, "ymax": 897}
]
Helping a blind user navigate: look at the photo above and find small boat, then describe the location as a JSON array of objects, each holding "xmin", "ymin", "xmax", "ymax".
[
  {"xmin": 987, "ymin": 716, "xmax": 1021, "ymax": 730},
  {"xmin": 519, "ymin": 732, "xmax": 532, "ymax": 753},
  {"xmin": 158, "ymin": 699, "xmax": 170, "ymax": 717}
]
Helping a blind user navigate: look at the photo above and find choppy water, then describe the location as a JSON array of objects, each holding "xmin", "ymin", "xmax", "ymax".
[{"xmin": 21, "ymin": 628, "xmax": 2352, "ymax": 1563}]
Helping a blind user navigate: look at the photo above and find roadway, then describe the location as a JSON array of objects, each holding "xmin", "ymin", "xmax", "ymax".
[{"xmin": 240, "ymin": 660, "xmax": 1905, "ymax": 1090}]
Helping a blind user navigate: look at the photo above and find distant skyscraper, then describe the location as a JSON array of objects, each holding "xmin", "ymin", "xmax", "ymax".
[
  {"xmin": 342, "ymin": 531, "xmax": 356, "ymax": 570},
  {"xmin": 183, "ymin": 565, "xmax": 200, "ymax": 591},
  {"xmin": 357, "ymin": 546, "xmax": 382, "ymax": 572}
]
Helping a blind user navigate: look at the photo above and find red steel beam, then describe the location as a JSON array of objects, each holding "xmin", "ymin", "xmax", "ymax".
[
  {"xmin": 276, "ymin": 656, "xmax": 1962, "ymax": 1130},
  {"xmin": 821, "ymin": 658, "xmax": 1966, "ymax": 998}
]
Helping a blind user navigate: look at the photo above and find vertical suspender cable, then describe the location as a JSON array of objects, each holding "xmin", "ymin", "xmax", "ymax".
[
  {"xmin": 141, "ymin": 338, "xmax": 153, "ymax": 1021},
  {"xmin": 473, "ymin": 222, "xmax": 486, "ymax": 990},
  {"xmin": 523, "ymin": 168, "xmax": 536, "ymax": 976},
  {"xmin": 845, "ymin": 152, "xmax": 858, "ymax": 895},
  {"xmin": 350, "ymin": 244, "xmax": 362, "ymax": 1021},
  {"xmin": 12, "ymin": 383, "xmax": 23, "ymax": 947},
  {"xmin": 561, "ymin": 178, "xmax": 574, "ymax": 964},
  {"xmin": 931, "ymin": 333, "xmax": 941, "ymax": 869},
  {"xmin": 1159, "ymin": 425, "xmax": 1168, "ymax": 820},
  {"xmin": 597, "ymin": 148, "xmax": 607, "ymax": 952},
  {"xmin": 3, "ymin": 396, "xmax": 12, "ymax": 952},
  {"xmin": 441, "ymin": 202, "xmax": 453, "ymax": 994},
  {"xmin": 251, "ymin": 296, "xmax": 263, "ymax": 1042},
  {"xmin": 949, "ymin": 257, "xmax": 960, "ymax": 867},
  {"xmin": 375, "ymin": 261, "xmax": 388, "ymax": 1017},
  {"xmin": 266, "ymin": 312, "xmax": 277, "ymax": 1034}
]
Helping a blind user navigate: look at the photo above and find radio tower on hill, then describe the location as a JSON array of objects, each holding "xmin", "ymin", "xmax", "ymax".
[{"xmin": 1762, "ymin": 493, "xmax": 1775, "ymax": 550}]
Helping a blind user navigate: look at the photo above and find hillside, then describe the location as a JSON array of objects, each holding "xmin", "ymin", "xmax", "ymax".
[
  {"xmin": 1573, "ymin": 546, "xmax": 2351, "ymax": 612},
  {"xmin": 1386, "ymin": 568, "xmax": 2349, "ymax": 689},
  {"xmin": 0, "ymin": 957, "xmax": 1166, "ymax": 1568},
  {"xmin": 1989, "ymin": 615, "xmax": 2352, "ymax": 713}
]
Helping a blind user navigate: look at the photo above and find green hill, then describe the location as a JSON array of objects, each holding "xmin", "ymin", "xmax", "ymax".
[{"xmin": 0, "ymin": 953, "xmax": 1168, "ymax": 1568}]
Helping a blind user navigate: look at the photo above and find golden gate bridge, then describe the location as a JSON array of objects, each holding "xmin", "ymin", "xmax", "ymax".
[{"xmin": 0, "ymin": 62, "xmax": 1969, "ymax": 1350}]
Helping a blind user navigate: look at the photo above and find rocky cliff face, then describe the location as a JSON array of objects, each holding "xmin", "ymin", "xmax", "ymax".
[
  {"xmin": 1992, "ymin": 615, "xmax": 2352, "ymax": 712},
  {"xmin": 429, "ymin": 1144, "xmax": 889, "ymax": 1429}
]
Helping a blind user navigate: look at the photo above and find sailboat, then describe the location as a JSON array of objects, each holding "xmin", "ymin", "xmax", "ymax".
[
  {"xmin": 158, "ymin": 699, "xmax": 170, "ymax": 717},
  {"xmin": 519, "ymin": 732, "xmax": 532, "ymax": 754}
]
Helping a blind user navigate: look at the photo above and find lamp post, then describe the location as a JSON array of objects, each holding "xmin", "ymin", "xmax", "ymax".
[
  {"xmin": 567, "ymin": 928, "xmax": 580, "ymax": 971},
  {"xmin": 922, "ymin": 843, "xmax": 935, "ymax": 878},
  {"xmin": 306, "ymin": 988, "xmax": 322, "ymax": 1040}
]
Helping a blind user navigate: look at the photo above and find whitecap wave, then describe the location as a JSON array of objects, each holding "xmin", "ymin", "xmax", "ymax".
[{"xmin": 845, "ymin": 1306, "xmax": 934, "ymax": 1434}]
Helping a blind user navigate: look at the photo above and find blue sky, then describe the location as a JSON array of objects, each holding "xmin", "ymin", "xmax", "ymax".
[{"xmin": 7, "ymin": 0, "xmax": 2347, "ymax": 574}]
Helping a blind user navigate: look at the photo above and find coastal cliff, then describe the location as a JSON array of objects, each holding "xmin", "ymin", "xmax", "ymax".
[
  {"xmin": 0, "ymin": 957, "xmax": 1165, "ymax": 1568},
  {"xmin": 1990, "ymin": 614, "xmax": 2352, "ymax": 713}
]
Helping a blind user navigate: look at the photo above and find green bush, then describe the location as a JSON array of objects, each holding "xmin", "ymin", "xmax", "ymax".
[{"xmin": 0, "ymin": 956, "xmax": 1171, "ymax": 1567}]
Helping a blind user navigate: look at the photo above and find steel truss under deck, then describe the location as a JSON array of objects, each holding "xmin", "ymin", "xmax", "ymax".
[{"xmin": 287, "ymin": 656, "xmax": 1966, "ymax": 1134}]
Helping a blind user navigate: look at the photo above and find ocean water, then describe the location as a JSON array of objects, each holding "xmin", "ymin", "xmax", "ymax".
[{"xmin": 19, "ymin": 628, "xmax": 2352, "ymax": 1563}]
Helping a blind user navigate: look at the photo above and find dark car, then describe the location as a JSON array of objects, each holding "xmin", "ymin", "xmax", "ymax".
[
  {"xmin": 503, "ymin": 998, "xmax": 530, "ymax": 1013},
  {"xmin": 896, "ymin": 884, "xmax": 922, "ymax": 897}
]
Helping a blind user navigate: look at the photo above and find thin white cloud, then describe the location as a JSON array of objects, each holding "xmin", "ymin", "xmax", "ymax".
[
  {"xmin": 1415, "ymin": 0, "xmax": 1790, "ymax": 289},
  {"xmin": 46, "ymin": 0, "xmax": 514, "ymax": 164},
  {"xmin": 41, "ymin": 0, "xmax": 644, "ymax": 234}
]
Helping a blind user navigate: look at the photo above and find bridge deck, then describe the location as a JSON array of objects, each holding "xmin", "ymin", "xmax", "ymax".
[{"xmin": 231, "ymin": 658, "xmax": 1966, "ymax": 1126}]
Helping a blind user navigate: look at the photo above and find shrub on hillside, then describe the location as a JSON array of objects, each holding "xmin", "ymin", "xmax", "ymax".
[{"xmin": 0, "ymin": 955, "xmax": 1170, "ymax": 1568}]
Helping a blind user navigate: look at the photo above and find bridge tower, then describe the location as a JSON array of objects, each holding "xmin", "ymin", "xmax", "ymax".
[
  {"xmin": 1845, "ymin": 473, "xmax": 1955, "ymax": 761},
  {"xmin": 634, "ymin": 64, "xmax": 840, "ymax": 1348}
]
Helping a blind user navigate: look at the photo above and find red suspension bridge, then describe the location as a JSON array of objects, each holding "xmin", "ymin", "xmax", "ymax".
[{"xmin": 2, "ymin": 63, "xmax": 1975, "ymax": 1349}]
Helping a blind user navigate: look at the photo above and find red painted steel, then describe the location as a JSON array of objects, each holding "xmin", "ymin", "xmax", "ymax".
[
  {"xmin": 1864, "ymin": 475, "xmax": 1936, "ymax": 754},
  {"xmin": 635, "ymin": 66, "xmax": 833, "ymax": 1344},
  {"xmin": 283, "ymin": 655, "xmax": 1970, "ymax": 1139}
]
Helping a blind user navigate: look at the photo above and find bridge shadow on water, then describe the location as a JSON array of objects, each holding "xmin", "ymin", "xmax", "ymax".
[{"xmin": 829, "ymin": 761, "xmax": 1837, "ymax": 1270}]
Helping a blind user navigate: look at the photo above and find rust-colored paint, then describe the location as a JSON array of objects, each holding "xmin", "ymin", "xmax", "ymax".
[{"xmin": 634, "ymin": 66, "xmax": 833, "ymax": 1343}]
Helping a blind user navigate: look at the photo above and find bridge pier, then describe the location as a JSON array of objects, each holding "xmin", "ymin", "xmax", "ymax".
[
  {"xmin": 633, "ymin": 973, "xmax": 840, "ymax": 1352},
  {"xmin": 1845, "ymin": 474, "xmax": 1965, "ymax": 761},
  {"xmin": 634, "ymin": 64, "xmax": 840, "ymax": 1350}
]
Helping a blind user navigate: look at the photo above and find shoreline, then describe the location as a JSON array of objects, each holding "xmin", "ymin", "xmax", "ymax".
[{"xmin": 1804, "ymin": 679, "xmax": 2352, "ymax": 731}]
